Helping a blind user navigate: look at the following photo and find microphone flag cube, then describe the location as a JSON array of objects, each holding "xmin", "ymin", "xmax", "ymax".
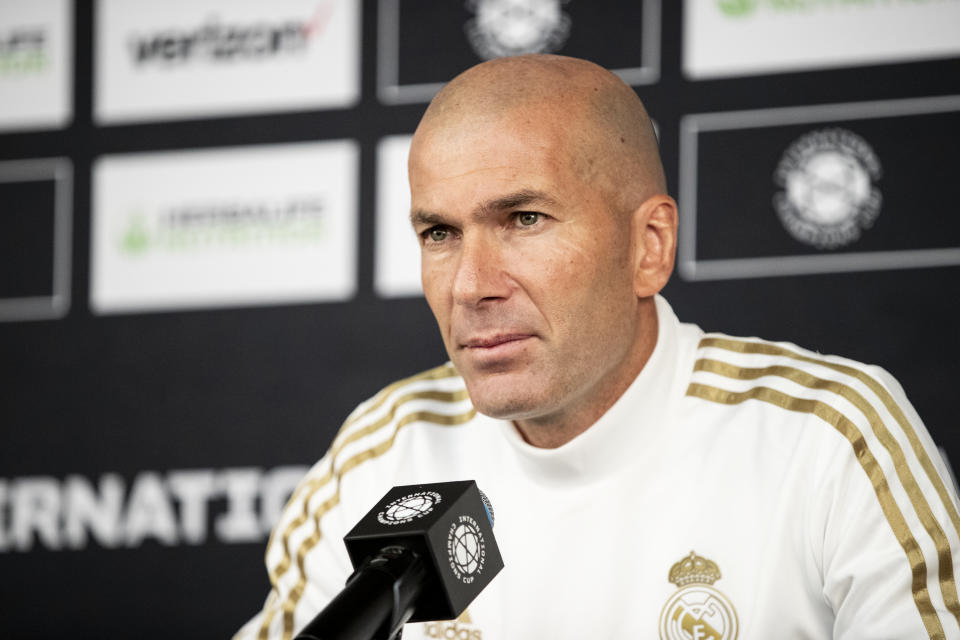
[{"xmin": 343, "ymin": 480, "xmax": 504, "ymax": 622}]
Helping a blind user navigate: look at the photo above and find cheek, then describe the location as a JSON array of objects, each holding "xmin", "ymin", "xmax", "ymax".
[
  {"xmin": 529, "ymin": 234, "xmax": 634, "ymax": 331},
  {"xmin": 518, "ymin": 241, "xmax": 597, "ymax": 315},
  {"xmin": 533, "ymin": 227, "xmax": 628, "ymax": 288},
  {"xmin": 421, "ymin": 261, "xmax": 451, "ymax": 322}
]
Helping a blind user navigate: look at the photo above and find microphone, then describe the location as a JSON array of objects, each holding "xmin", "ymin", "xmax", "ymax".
[{"xmin": 294, "ymin": 480, "xmax": 504, "ymax": 640}]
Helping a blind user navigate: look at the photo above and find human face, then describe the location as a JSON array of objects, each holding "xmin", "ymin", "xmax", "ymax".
[{"xmin": 409, "ymin": 110, "xmax": 645, "ymax": 431}]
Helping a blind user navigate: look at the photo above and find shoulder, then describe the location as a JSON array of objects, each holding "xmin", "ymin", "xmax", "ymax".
[
  {"xmin": 289, "ymin": 363, "xmax": 478, "ymax": 519},
  {"xmin": 249, "ymin": 365, "xmax": 478, "ymax": 639},
  {"xmin": 340, "ymin": 362, "xmax": 472, "ymax": 436},
  {"xmin": 300, "ymin": 362, "xmax": 475, "ymax": 493},
  {"xmin": 265, "ymin": 363, "xmax": 477, "ymax": 581},
  {"xmin": 678, "ymin": 331, "xmax": 954, "ymax": 507},
  {"xmin": 682, "ymin": 333, "xmax": 960, "ymax": 600},
  {"xmin": 682, "ymin": 331, "xmax": 913, "ymax": 433}
]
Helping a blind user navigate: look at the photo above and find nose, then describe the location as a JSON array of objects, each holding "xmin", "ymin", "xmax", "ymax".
[{"xmin": 451, "ymin": 231, "xmax": 511, "ymax": 306}]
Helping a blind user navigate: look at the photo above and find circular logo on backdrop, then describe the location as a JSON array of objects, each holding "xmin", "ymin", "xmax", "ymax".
[
  {"xmin": 376, "ymin": 491, "xmax": 442, "ymax": 525},
  {"xmin": 773, "ymin": 128, "xmax": 882, "ymax": 250},
  {"xmin": 659, "ymin": 551, "xmax": 738, "ymax": 640},
  {"xmin": 464, "ymin": 0, "xmax": 571, "ymax": 60},
  {"xmin": 447, "ymin": 515, "xmax": 486, "ymax": 583}
]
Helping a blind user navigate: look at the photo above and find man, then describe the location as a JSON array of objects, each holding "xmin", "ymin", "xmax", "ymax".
[{"xmin": 236, "ymin": 55, "xmax": 960, "ymax": 639}]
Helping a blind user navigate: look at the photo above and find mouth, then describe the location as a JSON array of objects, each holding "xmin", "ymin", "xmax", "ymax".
[
  {"xmin": 455, "ymin": 331, "xmax": 537, "ymax": 370},
  {"xmin": 460, "ymin": 333, "xmax": 535, "ymax": 350}
]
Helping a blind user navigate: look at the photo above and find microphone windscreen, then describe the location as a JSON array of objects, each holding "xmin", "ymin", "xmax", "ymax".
[{"xmin": 479, "ymin": 489, "xmax": 494, "ymax": 528}]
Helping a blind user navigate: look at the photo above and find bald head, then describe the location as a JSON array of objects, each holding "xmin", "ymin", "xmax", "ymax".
[
  {"xmin": 408, "ymin": 55, "xmax": 678, "ymax": 444},
  {"xmin": 411, "ymin": 54, "xmax": 666, "ymax": 213}
]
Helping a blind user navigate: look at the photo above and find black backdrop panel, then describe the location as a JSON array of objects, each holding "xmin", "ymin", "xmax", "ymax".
[
  {"xmin": 1, "ymin": 178, "xmax": 57, "ymax": 298},
  {"xmin": 1, "ymin": 1, "xmax": 959, "ymax": 638},
  {"xmin": 694, "ymin": 107, "xmax": 960, "ymax": 261},
  {"xmin": 393, "ymin": 0, "xmax": 651, "ymax": 84}
]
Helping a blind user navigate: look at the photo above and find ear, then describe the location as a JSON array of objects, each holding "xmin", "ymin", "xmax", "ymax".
[{"xmin": 631, "ymin": 194, "xmax": 678, "ymax": 298}]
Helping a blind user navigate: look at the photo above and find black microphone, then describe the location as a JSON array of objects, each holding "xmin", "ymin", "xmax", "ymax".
[{"xmin": 294, "ymin": 480, "xmax": 504, "ymax": 640}]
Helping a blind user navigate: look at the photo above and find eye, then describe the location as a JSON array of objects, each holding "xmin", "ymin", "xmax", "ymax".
[
  {"xmin": 424, "ymin": 226, "xmax": 449, "ymax": 243},
  {"xmin": 516, "ymin": 212, "xmax": 541, "ymax": 227}
]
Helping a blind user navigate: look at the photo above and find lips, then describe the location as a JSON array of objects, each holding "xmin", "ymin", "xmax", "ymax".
[{"xmin": 460, "ymin": 333, "xmax": 534, "ymax": 349}]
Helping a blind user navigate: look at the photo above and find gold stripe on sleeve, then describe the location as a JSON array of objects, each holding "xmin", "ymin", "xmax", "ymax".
[
  {"xmin": 255, "ymin": 593, "xmax": 278, "ymax": 640},
  {"xmin": 261, "ymin": 363, "xmax": 460, "ymax": 581},
  {"xmin": 341, "ymin": 363, "xmax": 460, "ymax": 432},
  {"xmin": 686, "ymin": 381, "xmax": 946, "ymax": 640},
  {"xmin": 265, "ymin": 387, "xmax": 470, "ymax": 590},
  {"xmin": 694, "ymin": 358, "xmax": 960, "ymax": 628},
  {"xmin": 699, "ymin": 337, "xmax": 960, "ymax": 543},
  {"xmin": 276, "ymin": 408, "xmax": 477, "ymax": 640},
  {"xmin": 254, "ymin": 363, "xmax": 468, "ymax": 640}
]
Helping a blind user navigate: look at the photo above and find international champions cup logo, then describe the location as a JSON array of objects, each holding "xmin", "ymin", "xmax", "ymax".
[
  {"xmin": 447, "ymin": 515, "xmax": 487, "ymax": 584},
  {"xmin": 659, "ymin": 551, "xmax": 739, "ymax": 640},
  {"xmin": 376, "ymin": 491, "xmax": 442, "ymax": 525},
  {"xmin": 773, "ymin": 128, "xmax": 882, "ymax": 250},
  {"xmin": 464, "ymin": 0, "xmax": 571, "ymax": 60}
]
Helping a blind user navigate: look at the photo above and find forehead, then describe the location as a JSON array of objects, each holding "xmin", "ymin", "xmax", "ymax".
[{"xmin": 409, "ymin": 109, "xmax": 584, "ymax": 209}]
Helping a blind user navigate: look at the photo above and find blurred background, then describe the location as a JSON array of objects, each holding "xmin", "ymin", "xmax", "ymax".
[{"xmin": 1, "ymin": 0, "xmax": 959, "ymax": 637}]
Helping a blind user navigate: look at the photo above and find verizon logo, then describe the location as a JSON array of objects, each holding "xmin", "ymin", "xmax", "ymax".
[
  {"xmin": 128, "ymin": 5, "xmax": 334, "ymax": 65},
  {"xmin": 0, "ymin": 29, "xmax": 45, "ymax": 54}
]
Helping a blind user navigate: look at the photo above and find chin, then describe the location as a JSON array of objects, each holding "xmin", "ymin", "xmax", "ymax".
[{"xmin": 463, "ymin": 378, "xmax": 547, "ymax": 421}]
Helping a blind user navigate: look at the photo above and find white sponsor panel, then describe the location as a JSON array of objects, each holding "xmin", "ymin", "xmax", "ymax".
[
  {"xmin": 0, "ymin": 0, "xmax": 72, "ymax": 131},
  {"xmin": 375, "ymin": 135, "xmax": 423, "ymax": 298},
  {"xmin": 684, "ymin": 0, "xmax": 960, "ymax": 79},
  {"xmin": 91, "ymin": 140, "xmax": 359, "ymax": 314},
  {"xmin": 95, "ymin": 0, "xmax": 360, "ymax": 123},
  {"xmin": 0, "ymin": 466, "xmax": 307, "ymax": 551},
  {"xmin": 0, "ymin": 158, "xmax": 72, "ymax": 322},
  {"xmin": 679, "ymin": 95, "xmax": 960, "ymax": 281}
]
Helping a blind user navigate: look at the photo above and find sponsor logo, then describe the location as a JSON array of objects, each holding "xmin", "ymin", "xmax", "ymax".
[
  {"xmin": 376, "ymin": 491, "xmax": 442, "ymax": 525},
  {"xmin": 118, "ymin": 196, "xmax": 327, "ymax": 257},
  {"xmin": 96, "ymin": 0, "xmax": 359, "ymax": 122},
  {"xmin": 688, "ymin": 0, "xmax": 960, "ymax": 79},
  {"xmin": 447, "ymin": 514, "xmax": 486, "ymax": 584},
  {"xmin": 128, "ymin": 6, "xmax": 334, "ymax": 66},
  {"xmin": 0, "ymin": 0, "xmax": 72, "ymax": 131},
  {"xmin": 465, "ymin": 0, "xmax": 571, "ymax": 59},
  {"xmin": 660, "ymin": 551, "xmax": 739, "ymax": 640},
  {"xmin": 715, "ymin": 0, "xmax": 757, "ymax": 17},
  {"xmin": 716, "ymin": 0, "xmax": 957, "ymax": 18},
  {"xmin": 773, "ymin": 128, "xmax": 882, "ymax": 250},
  {"xmin": 424, "ymin": 611, "xmax": 483, "ymax": 639},
  {"xmin": 0, "ymin": 28, "xmax": 48, "ymax": 75},
  {"xmin": 91, "ymin": 141, "xmax": 358, "ymax": 314},
  {"xmin": 0, "ymin": 466, "xmax": 307, "ymax": 552}
]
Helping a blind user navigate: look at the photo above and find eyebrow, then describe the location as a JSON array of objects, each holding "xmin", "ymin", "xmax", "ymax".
[{"xmin": 410, "ymin": 189, "xmax": 558, "ymax": 227}]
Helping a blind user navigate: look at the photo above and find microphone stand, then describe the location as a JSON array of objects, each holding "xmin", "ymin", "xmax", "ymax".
[{"xmin": 294, "ymin": 546, "xmax": 427, "ymax": 640}]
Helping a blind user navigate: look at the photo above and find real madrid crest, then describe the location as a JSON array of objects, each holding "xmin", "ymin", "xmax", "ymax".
[{"xmin": 659, "ymin": 551, "xmax": 738, "ymax": 640}]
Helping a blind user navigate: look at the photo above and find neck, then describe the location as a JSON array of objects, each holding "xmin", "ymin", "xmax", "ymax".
[{"xmin": 513, "ymin": 298, "xmax": 659, "ymax": 449}]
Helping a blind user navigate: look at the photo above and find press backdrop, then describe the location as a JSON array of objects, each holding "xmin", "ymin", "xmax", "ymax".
[{"xmin": 2, "ymin": 1, "xmax": 959, "ymax": 637}]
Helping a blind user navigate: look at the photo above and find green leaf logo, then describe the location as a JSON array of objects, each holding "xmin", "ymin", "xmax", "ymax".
[
  {"xmin": 121, "ymin": 214, "xmax": 150, "ymax": 255},
  {"xmin": 717, "ymin": 0, "xmax": 758, "ymax": 17}
]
